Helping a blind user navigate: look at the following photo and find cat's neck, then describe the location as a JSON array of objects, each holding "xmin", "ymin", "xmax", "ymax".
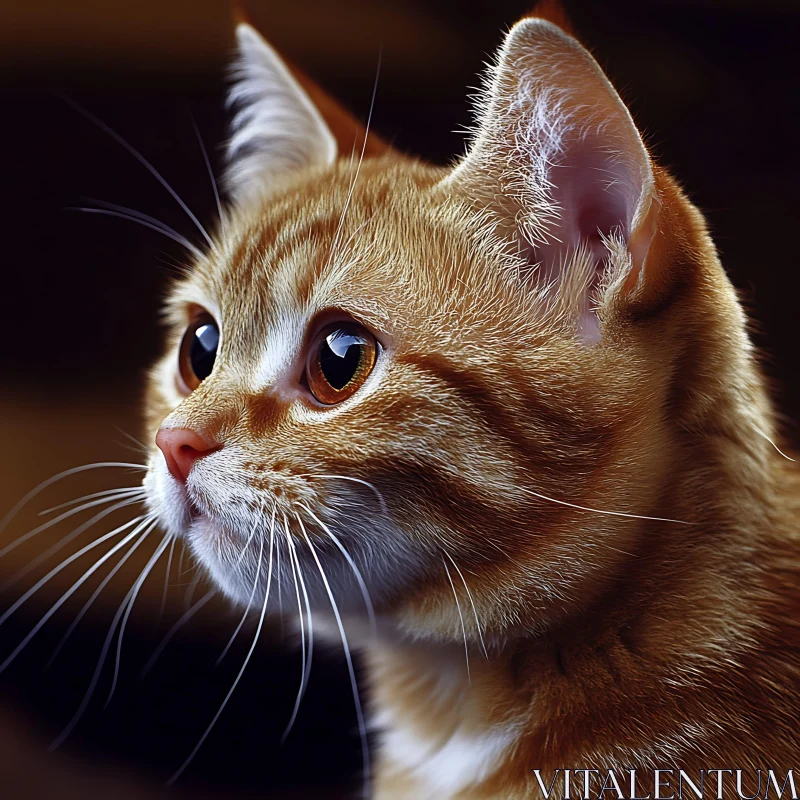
[{"xmin": 368, "ymin": 366, "xmax": 794, "ymax": 796}]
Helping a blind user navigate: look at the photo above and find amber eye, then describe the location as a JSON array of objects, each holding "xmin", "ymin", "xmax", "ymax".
[
  {"xmin": 178, "ymin": 314, "xmax": 219, "ymax": 392},
  {"xmin": 306, "ymin": 323, "xmax": 378, "ymax": 405}
]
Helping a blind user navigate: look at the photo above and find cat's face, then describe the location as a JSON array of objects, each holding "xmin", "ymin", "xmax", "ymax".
[{"xmin": 144, "ymin": 20, "xmax": 679, "ymax": 642}]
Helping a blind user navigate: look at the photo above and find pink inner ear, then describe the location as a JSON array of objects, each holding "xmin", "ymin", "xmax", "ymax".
[
  {"xmin": 525, "ymin": 133, "xmax": 642, "ymax": 342},
  {"xmin": 533, "ymin": 140, "xmax": 637, "ymax": 280}
]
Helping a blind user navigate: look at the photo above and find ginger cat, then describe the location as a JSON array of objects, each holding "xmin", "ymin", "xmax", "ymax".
[{"xmin": 140, "ymin": 7, "xmax": 800, "ymax": 799}]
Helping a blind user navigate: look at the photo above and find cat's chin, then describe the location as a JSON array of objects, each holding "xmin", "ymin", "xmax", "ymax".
[
  {"xmin": 182, "ymin": 514, "xmax": 265, "ymax": 603},
  {"xmin": 182, "ymin": 511, "xmax": 427, "ymax": 628}
]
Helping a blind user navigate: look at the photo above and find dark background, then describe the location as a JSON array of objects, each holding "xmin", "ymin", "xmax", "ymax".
[{"xmin": 0, "ymin": 1, "xmax": 797, "ymax": 797}]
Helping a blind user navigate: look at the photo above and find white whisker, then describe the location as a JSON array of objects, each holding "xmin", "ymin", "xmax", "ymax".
[
  {"xmin": 159, "ymin": 537, "xmax": 177, "ymax": 622},
  {"xmin": 183, "ymin": 572, "xmax": 202, "ymax": 610},
  {"xmin": 325, "ymin": 50, "xmax": 382, "ymax": 273},
  {"xmin": 333, "ymin": 217, "xmax": 371, "ymax": 259},
  {"xmin": 191, "ymin": 116, "xmax": 228, "ymax": 251},
  {"xmin": 280, "ymin": 515, "xmax": 314, "ymax": 744},
  {"xmin": 70, "ymin": 206, "xmax": 205, "ymax": 261},
  {"xmin": 443, "ymin": 557, "xmax": 471, "ymax": 682},
  {"xmin": 0, "ymin": 516, "xmax": 153, "ymax": 675},
  {"xmin": 217, "ymin": 521, "xmax": 264, "ymax": 665},
  {"xmin": 0, "ymin": 515, "xmax": 149, "ymax": 631},
  {"xmin": 274, "ymin": 519, "xmax": 284, "ymax": 636},
  {"xmin": 113, "ymin": 427, "xmax": 150, "ymax": 457},
  {"xmin": 62, "ymin": 96, "xmax": 218, "ymax": 255},
  {"xmin": 177, "ymin": 539, "xmax": 187, "ymax": 578},
  {"xmin": 754, "ymin": 425, "xmax": 796, "ymax": 462},
  {"xmin": 296, "ymin": 511, "xmax": 370, "ymax": 798},
  {"xmin": 442, "ymin": 551, "xmax": 488, "ymax": 659},
  {"xmin": 0, "ymin": 461, "xmax": 146, "ymax": 545},
  {"xmin": 166, "ymin": 508, "xmax": 276, "ymax": 786},
  {"xmin": 4, "ymin": 494, "xmax": 147, "ymax": 589},
  {"xmin": 47, "ymin": 524, "xmax": 155, "ymax": 669},
  {"xmin": 40, "ymin": 486, "xmax": 144, "ymax": 516},
  {"xmin": 232, "ymin": 520, "xmax": 259, "ymax": 573},
  {"xmin": 50, "ymin": 524, "xmax": 162, "ymax": 751},
  {"xmin": 142, "ymin": 590, "xmax": 216, "ymax": 677},
  {"xmin": 106, "ymin": 534, "xmax": 173, "ymax": 706},
  {"xmin": 299, "ymin": 474, "xmax": 387, "ymax": 516},
  {"xmin": 1, "ymin": 492, "xmax": 139, "ymax": 564},
  {"xmin": 300, "ymin": 503, "xmax": 376, "ymax": 635},
  {"xmin": 520, "ymin": 487, "xmax": 693, "ymax": 525}
]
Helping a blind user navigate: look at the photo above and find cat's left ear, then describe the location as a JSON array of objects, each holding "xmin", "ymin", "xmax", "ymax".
[
  {"xmin": 225, "ymin": 24, "xmax": 336, "ymax": 205},
  {"xmin": 444, "ymin": 18, "xmax": 659, "ymax": 341},
  {"xmin": 225, "ymin": 24, "xmax": 391, "ymax": 206}
]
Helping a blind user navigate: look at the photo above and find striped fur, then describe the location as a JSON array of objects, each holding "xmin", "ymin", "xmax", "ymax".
[{"xmin": 142, "ymin": 12, "xmax": 800, "ymax": 799}]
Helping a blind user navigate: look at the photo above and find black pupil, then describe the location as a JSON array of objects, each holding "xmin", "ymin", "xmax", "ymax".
[
  {"xmin": 319, "ymin": 329, "xmax": 365, "ymax": 390},
  {"xmin": 190, "ymin": 322, "xmax": 219, "ymax": 381}
]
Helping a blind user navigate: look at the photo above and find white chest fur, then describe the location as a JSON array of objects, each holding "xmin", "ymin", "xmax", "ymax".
[
  {"xmin": 375, "ymin": 695, "xmax": 521, "ymax": 800},
  {"xmin": 382, "ymin": 723, "xmax": 517, "ymax": 798}
]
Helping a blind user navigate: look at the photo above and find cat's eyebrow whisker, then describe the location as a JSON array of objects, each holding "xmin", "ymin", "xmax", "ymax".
[
  {"xmin": 167, "ymin": 507, "xmax": 276, "ymax": 786},
  {"xmin": 0, "ymin": 462, "xmax": 146, "ymax": 543},
  {"xmin": 443, "ymin": 557, "xmax": 472, "ymax": 683},
  {"xmin": 442, "ymin": 550, "xmax": 488, "ymax": 660},
  {"xmin": 191, "ymin": 116, "xmax": 228, "ymax": 252},
  {"xmin": 325, "ymin": 49, "xmax": 382, "ymax": 272},
  {"xmin": 299, "ymin": 503, "xmax": 376, "ymax": 636},
  {"xmin": 280, "ymin": 513, "xmax": 314, "ymax": 744},
  {"xmin": 217, "ymin": 520, "xmax": 265, "ymax": 666},
  {"xmin": 141, "ymin": 589, "xmax": 216, "ymax": 678},
  {"xmin": 0, "ymin": 515, "xmax": 153, "ymax": 675},
  {"xmin": 328, "ymin": 218, "xmax": 372, "ymax": 275},
  {"xmin": 299, "ymin": 474, "xmax": 388, "ymax": 516},
  {"xmin": 106, "ymin": 533, "xmax": 173, "ymax": 707},
  {"xmin": 4, "ymin": 494, "xmax": 148, "ymax": 590},
  {"xmin": 69, "ymin": 203, "xmax": 205, "ymax": 262},
  {"xmin": 47, "ymin": 523, "xmax": 156, "ymax": 669},
  {"xmin": 295, "ymin": 511, "xmax": 371, "ymax": 798},
  {"xmin": 61, "ymin": 96, "xmax": 218, "ymax": 256},
  {"xmin": 519, "ymin": 487, "xmax": 694, "ymax": 525}
]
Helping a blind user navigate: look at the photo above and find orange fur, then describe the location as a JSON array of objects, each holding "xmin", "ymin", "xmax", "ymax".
[
  {"xmin": 525, "ymin": 0, "xmax": 578, "ymax": 38},
  {"xmin": 142, "ymin": 12, "xmax": 800, "ymax": 799}
]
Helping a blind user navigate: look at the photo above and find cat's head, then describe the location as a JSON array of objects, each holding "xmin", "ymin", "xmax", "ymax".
[{"xmin": 142, "ymin": 15, "xmax": 738, "ymax": 643}]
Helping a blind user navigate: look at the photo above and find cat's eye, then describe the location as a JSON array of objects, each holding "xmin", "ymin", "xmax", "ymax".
[
  {"xmin": 306, "ymin": 323, "xmax": 378, "ymax": 405},
  {"xmin": 178, "ymin": 313, "xmax": 219, "ymax": 392}
]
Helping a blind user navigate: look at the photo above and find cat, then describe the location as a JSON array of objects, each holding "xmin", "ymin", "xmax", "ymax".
[{"xmin": 141, "ymin": 5, "xmax": 800, "ymax": 799}]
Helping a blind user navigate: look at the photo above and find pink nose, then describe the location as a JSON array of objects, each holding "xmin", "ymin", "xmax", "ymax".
[{"xmin": 155, "ymin": 427, "xmax": 221, "ymax": 484}]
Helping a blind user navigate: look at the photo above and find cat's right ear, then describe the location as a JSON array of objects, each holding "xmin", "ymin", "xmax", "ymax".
[
  {"xmin": 225, "ymin": 24, "xmax": 351, "ymax": 206},
  {"xmin": 442, "ymin": 17, "xmax": 660, "ymax": 342}
]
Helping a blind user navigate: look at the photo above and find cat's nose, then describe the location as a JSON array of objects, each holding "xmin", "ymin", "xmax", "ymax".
[{"xmin": 155, "ymin": 427, "xmax": 221, "ymax": 484}]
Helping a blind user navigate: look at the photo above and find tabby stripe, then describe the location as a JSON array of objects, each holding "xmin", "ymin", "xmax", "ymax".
[{"xmin": 398, "ymin": 352, "xmax": 613, "ymax": 477}]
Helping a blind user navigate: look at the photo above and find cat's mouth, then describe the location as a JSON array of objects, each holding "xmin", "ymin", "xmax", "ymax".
[{"xmin": 187, "ymin": 496, "xmax": 203, "ymax": 523}]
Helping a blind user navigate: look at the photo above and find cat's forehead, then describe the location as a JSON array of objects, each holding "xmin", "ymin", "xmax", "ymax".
[{"xmin": 175, "ymin": 160, "xmax": 526, "ymax": 350}]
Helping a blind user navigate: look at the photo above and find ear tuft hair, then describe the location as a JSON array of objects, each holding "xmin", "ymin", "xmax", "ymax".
[
  {"xmin": 524, "ymin": 0, "xmax": 578, "ymax": 37},
  {"xmin": 225, "ymin": 24, "xmax": 337, "ymax": 207}
]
